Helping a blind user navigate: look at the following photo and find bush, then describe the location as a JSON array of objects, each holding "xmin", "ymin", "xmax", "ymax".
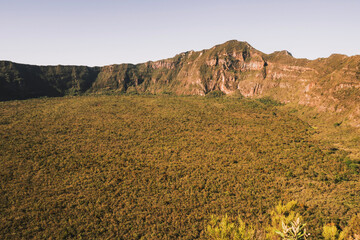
[
  {"xmin": 205, "ymin": 214, "xmax": 255, "ymax": 240},
  {"xmin": 206, "ymin": 90, "xmax": 226, "ymax": 98},
  {"xmin": 257, "ymin": 97, "xmax": 283, "ymax": 106},
  {"xmin": 334, "ymin": 122, "xmax": 342, "ymax": 127},
  {"xmin": 266, "ymin": 201, "xmax": 300, "ymax": 239},
  {"xmin": 322, "ymin": 223, "xmax": 338, "ymax": 240},
  {"xmin": 339, "ymin": 214, "xmax": 360, "ymax": 240},
  {"xmin": 275, "ymin": 217, "xmax": 310, "ymax": 240}
]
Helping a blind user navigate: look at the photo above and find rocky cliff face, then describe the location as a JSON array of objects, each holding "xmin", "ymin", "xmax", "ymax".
[{"xmin": 1, "ymin": 40, "xmax": 359, "ymax": 125}]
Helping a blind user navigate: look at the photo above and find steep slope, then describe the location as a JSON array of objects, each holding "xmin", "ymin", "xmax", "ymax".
[
  {"xmin": 91, "ymin": 40, "xmax": 268, "ymax": 96},
  {"xmin": 1, "ymin": 40, "xmax": 359, "ymax": 125},
  {"xmin": 0, "ymin": 61, "xmax": 99, "ymax": 100}
]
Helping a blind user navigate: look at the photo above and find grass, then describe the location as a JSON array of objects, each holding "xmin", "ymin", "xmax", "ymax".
[{"xmin": 0, "ymin": 95, "xmax": 359, "ymax": 239}]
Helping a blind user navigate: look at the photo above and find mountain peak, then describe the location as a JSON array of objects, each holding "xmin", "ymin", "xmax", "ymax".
[
  {"xmin": 217, "ymin": 40, "xmax": 253, "ymax": 49},
  {"xmin": 272, "ymin": 50, "xmax": 293, "ymax": 57}
]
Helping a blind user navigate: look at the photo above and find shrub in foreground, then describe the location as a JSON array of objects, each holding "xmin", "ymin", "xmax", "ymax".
[
  {"xmin": 205, "ymin": 201, "xmax": 359, "ymax": 240},
  {"xmin": 275, "ymin": 217, "xmax": 310, "ymax": 240},
  {"xmin": 323, "ymin": 223, "xmax": 338, "ymax": 240},
  {"xmin": 206, "ymin": 214, "xmax": 255, "ymax": 240}
]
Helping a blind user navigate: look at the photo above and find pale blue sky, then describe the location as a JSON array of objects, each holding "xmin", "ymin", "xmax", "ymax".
[{"xmin": 0, "ymin": 0, "xmax": 359, "ymax": 66}]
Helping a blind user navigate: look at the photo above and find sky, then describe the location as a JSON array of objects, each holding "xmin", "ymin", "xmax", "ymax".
[{"xmin": 0, "ymin": 0, "xmax": 359, "ymax": 66}]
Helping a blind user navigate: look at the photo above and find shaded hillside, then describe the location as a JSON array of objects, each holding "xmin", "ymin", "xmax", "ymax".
[
  {"xmin": 0, "ymin": 61, "xmax": 99, "ymax": 100},
  {"xmin": 1, "ymin": 40, "xmax": 360, "ymax": 125}
]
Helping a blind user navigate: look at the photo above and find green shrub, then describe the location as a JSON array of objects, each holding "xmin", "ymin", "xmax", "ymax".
[
  {"xmin": 322, "ymin": 223, "xmax": 338, "ymax": 240},
  {"xmin": 206, "ymin": 90, "xmax": 226, "ymax": 98},
  {"xmin": 266, "ymin": 201, "xmax": 300, "ymax": 239},
  {"xmin": 205, "ymin": 214, "xmax": 255, "ymax": 240},
  {"xmin": 257, "ymin": 97, "xmax": 283, "ymax": 106},
  {"xmin": 334, "ymin": 122, "xmax": 342, "ymax": 127}
]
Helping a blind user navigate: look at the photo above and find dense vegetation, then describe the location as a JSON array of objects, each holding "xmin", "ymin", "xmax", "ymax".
[{"xmin": 0, "ymin": 95, "xmax": 359, "ymax": 239}]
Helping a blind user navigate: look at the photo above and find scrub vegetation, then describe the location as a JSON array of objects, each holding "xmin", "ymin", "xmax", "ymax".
[{"xmin": 0, "ymin": 94, "xmax": 359, "ymax": 239}]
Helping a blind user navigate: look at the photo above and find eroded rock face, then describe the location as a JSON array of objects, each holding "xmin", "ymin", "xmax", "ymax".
[
  {"xmin": 1, "ymin": 40, "xmax": 359, "ymax": 125},
  {"xmin": 149, "ymin": 60, "xmax": 175, "ymax": 70}
]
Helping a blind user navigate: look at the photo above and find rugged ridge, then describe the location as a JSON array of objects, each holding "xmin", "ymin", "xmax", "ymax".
[{"xmin": 1, "ymin": 40, "xmax": 360, "ymax": 125}]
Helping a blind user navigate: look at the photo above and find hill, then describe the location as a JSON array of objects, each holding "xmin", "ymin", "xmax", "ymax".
[{"xmin": 1, "ymin": 40, "xmax": 360, "ymax": 127}]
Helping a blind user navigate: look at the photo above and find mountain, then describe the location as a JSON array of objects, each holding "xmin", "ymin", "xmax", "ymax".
[{"xmin": 1, "ymin": 40, "xmax": 360, "ymax": 126}]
